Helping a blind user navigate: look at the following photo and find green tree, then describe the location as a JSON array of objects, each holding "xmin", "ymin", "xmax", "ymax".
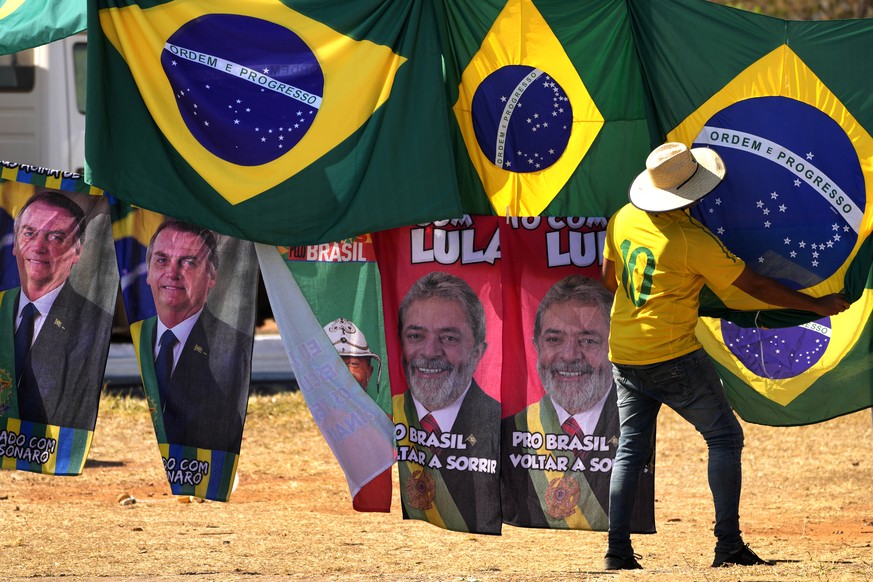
[{"xmin": 715, "ymin": 0, "xmax": 871, "ymax": 19}]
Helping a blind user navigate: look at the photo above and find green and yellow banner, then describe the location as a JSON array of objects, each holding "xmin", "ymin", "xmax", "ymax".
[
  {"xmin": 440, "ymin": 0, "xmax": 651, "ymax": 217},
  {"xmin": 0, "ymin": 0, "xmax": 86, "ymax": 54},
  {"xmin": 86, "ymin": 0, "xmax": 463, "ymax": 246}
]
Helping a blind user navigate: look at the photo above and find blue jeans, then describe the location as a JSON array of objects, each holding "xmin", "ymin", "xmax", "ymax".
[{"xmin": 607, "ymin": 348, "xmax": 745, "ymax": 558}]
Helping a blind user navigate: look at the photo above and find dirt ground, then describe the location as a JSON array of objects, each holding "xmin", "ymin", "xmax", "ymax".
[{"xmin": 1, "ymin": 390, "xmax": 871, "ymax": 581}]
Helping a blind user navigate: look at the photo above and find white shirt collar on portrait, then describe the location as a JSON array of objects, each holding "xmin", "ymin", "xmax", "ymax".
[
  {"xmin": 154, "ymin": 306, "xmax": 205, "ymax": 370},
  {"xmin": 551, "ymin": 387, "xmax": 611, "ymax": 435},
  {"xmin": 411, "ymin": 381, "xmax": 472, "ymax": 434},
  {"xmin": 16, "ymin": 282, "xmax": 65, "ymax": 342}
]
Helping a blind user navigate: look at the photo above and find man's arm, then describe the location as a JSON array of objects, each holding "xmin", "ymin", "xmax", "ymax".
[
  {"xmin": 601, "ymin": 259, "xmax": 618, "ymax": 294},
  {"xmin": 731, "ymin": 266, "xmax": 849, "ymax": 317}
]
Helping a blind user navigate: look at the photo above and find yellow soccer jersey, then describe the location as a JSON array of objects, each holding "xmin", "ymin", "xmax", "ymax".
[{"xmin": 604, "ymin": 204, "xmax": 745, "ymax": 365}]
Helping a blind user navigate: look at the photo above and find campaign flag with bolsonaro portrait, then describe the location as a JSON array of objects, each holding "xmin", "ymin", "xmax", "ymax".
[
  {"xmin": 440, "ymin": 0, "xmax": 651, "ymax": 217},
  {"xmin": 85, "ymin": 0, "xmax": 463, "ymax": 246},
  {"xmin": 0, "ymin": 164, "xmax": 116, "ymax": 476},
  {"xmin": 112, "ymin": 204, "xmax": 259, "ymax": 502},
  {"xmin": 628, "ymin": 0, "xmax": 873, "ymax": 425}
]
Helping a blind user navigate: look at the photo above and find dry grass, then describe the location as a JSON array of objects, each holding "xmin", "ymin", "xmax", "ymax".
[{"xmin": 0, "ymin": 391, "xmax": 871, "ymax": 580}]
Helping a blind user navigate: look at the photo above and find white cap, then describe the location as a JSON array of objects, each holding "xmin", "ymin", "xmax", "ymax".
[{"xmin": 323, "ymin": 317, "xmax": 382, "ymax": 385}]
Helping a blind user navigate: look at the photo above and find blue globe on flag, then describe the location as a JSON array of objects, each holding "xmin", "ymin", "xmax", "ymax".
[
  {"xmin": 162, "ymin": 14, "xmax": 324, "ymax": 167},
  {"xmin": 691, "ymin": 96, "xmax": 861, "ymax": 380},
  {"xmin": 471, "ymin": 65, "xmax": 572, "ymax": 173},
  {"xmin": 692, "ymin": 96, "xmax": 863, "ymax": 290},
  {"xmin": 721, "ymin": 318, "xmax": 832, "ymax": 378}
]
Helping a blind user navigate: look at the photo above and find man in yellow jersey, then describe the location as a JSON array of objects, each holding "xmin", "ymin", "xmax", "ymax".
[{"xmin": 600, "ymin": 143, "xmax": 849, "ymax": 570}]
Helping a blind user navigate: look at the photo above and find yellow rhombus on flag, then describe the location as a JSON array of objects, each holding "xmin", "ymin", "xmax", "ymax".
[
  {"xmin": 452, "ymin": 0, "xmax": 604, "ymax": 216},
  {"xmin": 99, "ymin": 0, "xmax": 406, "ymax": 205}
]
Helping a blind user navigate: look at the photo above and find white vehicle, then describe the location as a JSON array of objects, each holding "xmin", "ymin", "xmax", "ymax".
[{"xmin": 0, "ymin": 33, "xmax": 87, "ymax": 173}]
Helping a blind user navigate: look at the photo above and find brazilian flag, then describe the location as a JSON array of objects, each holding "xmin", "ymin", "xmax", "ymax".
[
  {"xmin": 440, "ymin": 0, "xmax": 652, "ymax": 217},
  {"xmin": 108, "ymin": 197, "xmax": 161, "ymax": 325},
  {"xmin": 0, "ymin": 0, "xmax": 86, "ymax": 54},
  {"xmin": 628, "ymin": 0, "xmax": 873, "ymax": 424},
  {"xmin": 86, "ymin": 0, "xmax": 463, "ymax": 246}
]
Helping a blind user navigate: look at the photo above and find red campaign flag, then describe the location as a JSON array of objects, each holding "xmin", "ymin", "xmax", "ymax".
[
  {"xmin": 375, "ymin": 216, "xmax": 503, "ymax": 534},
  {"xmin": 497, "ymin": 216, "xmax": 606, "ymax": 417},
  {"xmin": 374, "ymin": 215, "xmax": 654, "ymax": 534}
]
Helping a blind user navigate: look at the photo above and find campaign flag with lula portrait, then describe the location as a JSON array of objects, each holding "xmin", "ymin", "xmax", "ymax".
[
  {"xmin": 440, "ymin": 0, "xmax": 651, "ymax": 217},
  {"xmin": 628, "ymin": 0, "xmax": 873, "ymax": 425},
  {"xmin": 496, "ymin": 216, "xmax": 655, "ymax": 533},
  {"xmin": 374, "ymin": 217, "xmax": 506, "ymax": 534},
  {"xmin": 0, "ymin": 0, "xmax": 86, "ymax": 54},
  {"xmin": 85, "ymin": 0, "xmax": 462, "ymax": 246}
]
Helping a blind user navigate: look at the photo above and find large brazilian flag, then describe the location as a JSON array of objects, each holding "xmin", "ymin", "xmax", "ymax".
[
  {"xmin": 629, "ymin": 0, "xmax": 873, "ymax": 425},
  {"xmin": 85, "ymin": 0, "xmax": 463, "ymax": 246},
  {"xmin": 440, "ymin": 0, "xmax": 652, "ymax": 217}
]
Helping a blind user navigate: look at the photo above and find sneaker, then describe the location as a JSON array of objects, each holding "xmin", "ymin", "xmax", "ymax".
[
  {"xmin": 712, "ymin": 544, "xmax": 773, "ymax": 567},
  {"xmin": 604, "ymin": 553, "xmax": 643, "ymax": 570}
]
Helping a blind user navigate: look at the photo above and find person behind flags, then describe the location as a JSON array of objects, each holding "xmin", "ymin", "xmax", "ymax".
[
  {"xmin": 501, "ymin": 275, "xmax": 653, "ymax": 532},
  {"xmin": 11, "ymin": 191, "xmax": 113, "ymax": 429},
  {"xmin": 395, "ymin": 271, "xmax": 501, "ymax": 533},
  {"xmin": 323, "ymin": 317, "xmax": 382, "ymax": 393},
  {"xmin": 601, "ymin": 142, "xmax": 850, "ymax": 570},
  {"xmin": 143, "ymin": 219, "xmax": 251, "ymax": 452}
]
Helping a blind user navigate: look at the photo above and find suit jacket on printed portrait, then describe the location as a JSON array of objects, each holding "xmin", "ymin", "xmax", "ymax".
[
  {"xmin": 140, "ymin": 307, "xmax": 253, "ymax": 453},
  {"xmin": 397, "ymin": 380, "xmax": 502, "ymax": 534},
  {"xmin": 500, "ymin": 386, "xmax": 655, "ymax": 533},
  {"xmin": 15, "ymin": 284, "xmax": 113, "ymax": 430}
]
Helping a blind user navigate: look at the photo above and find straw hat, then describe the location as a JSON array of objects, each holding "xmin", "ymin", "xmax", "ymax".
[{"xmin": 629, "ymin": 142, "xmax": 726, "ymax": 212}]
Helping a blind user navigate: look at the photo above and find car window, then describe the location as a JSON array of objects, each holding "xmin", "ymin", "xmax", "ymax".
[
  {"xmin": 73, "ymin": 42, "xmax": 86, "ymax": 113},
  {"xmin": 0, "ymin": 49, "xmax": 35, "ymax": 92}
]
